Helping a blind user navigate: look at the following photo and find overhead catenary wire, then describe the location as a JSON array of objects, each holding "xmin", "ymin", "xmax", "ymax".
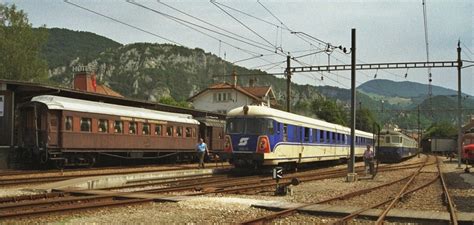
[
  {"xmin": 127, "ymin": 0, "xmax": 285, "ymax": 57},
  {"xmin": 211, "ymin": 1, "xmax": 278, "ymax": 52},
  {"xmin": 155, "ymin": 0, "xmax": 277, "ymax": 51},
  {"xmin": 64, "ymin": 0, "xmax": 182, "ymax": 45}
]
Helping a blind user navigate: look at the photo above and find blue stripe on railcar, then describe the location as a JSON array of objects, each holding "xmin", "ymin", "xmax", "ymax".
[
  {"xmin": 377, "ymin": 147, "xmax": 418, "ymax": 162},
  {"xmin": 228, "ymin": 119, "xmax": 374, "ymax": 152}
]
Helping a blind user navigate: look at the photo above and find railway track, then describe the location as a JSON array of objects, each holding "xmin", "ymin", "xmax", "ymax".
[
  {"xmin": 0, "ymin": 155, "xmax": 444, "ymax": 220},
  {"xmin": 0, "ymin": 163, "xmax": 231, "ymax": 186},
  {"xmin": 240, "ymin": 155, "xmax": 459, "ymax": 225}
]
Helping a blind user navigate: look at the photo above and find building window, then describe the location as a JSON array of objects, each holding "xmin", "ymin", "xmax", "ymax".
[
  {"xmin": 65, "ymin": 116, "xmax": 73, "ymax": 131},
  {"xmin": 129, "ymin": 122, "xmax": 137, "ymax": 134},
  {"xmin": 80, "ymin": 118, "xmax": 91, "ymax": 132},
  {"xmin": 176, "ymin": 126, "xmax": 183, "ymax": 137},
  {"xmin": 166, "ymin": 126, "xmax": 173, "ymax": 136},
  {"xmin": 155, "ymin": 124, "xmax": 162, "ymax": 136},
  {"xmin": 185, "ymin": 127, "xmax": 192, "ymax": 137},
  {"xmin": 214, "ymin": 92, "xmax": 232, "ymax": 102},
  {"xmin": 142, "ymin": 123, "xmax": 150, "ymax": 135},
  {"xmin": 98, "ymin": 119, "xmax": 108, "ymax": 133},
  {"xmin": 114, "ymin": 121, "xmax": 123, "ymax": 133}
]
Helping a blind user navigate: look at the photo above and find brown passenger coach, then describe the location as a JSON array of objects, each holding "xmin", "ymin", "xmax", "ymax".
[{"xmin": 17, "ymin": 95, "xmax": 224, "ymax": 168}]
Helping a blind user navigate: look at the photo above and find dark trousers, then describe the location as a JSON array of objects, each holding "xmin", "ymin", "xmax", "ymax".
[{"xmin": 197, "ymin": 151, "xmax": 206, "ymax": 168}]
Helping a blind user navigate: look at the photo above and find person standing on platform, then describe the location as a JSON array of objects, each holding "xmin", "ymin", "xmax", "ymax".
[
  {"xmin": 196, "ymin": 138, "xmax": 209, "ymax": 168},
  {"xmin": 363, "ymin": 145, "xmax": 375, "ymax": 175}
]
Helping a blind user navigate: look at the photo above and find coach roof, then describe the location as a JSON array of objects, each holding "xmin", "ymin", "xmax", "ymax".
[
  {"xmin": 31, "ymin": 95, "xmax": 200, "ymax": 125},
  {"xmin": 227, "ymin": 105, "xmax": 373, "ymax": 137}
]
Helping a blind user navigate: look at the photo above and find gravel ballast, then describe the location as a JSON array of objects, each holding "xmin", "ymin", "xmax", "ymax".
[{"xmin": 1, "ymin": 155, "xmax": 472, "ymax": 224}]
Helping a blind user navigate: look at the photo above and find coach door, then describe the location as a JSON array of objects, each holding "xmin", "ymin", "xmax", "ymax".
[{"xmin": 47, "ymin": 111, "xmax": 60, "ymax": 147}]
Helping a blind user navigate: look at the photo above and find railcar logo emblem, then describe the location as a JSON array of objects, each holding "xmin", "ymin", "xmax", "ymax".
[{"xmin": 238, "ymin": 137, "xmax": 250, "ymax": 146}]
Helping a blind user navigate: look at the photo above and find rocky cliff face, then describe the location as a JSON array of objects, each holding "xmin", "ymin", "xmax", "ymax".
[{"xmin": 48, "ymin": 42, "xmax": 328, "ymax": 106}]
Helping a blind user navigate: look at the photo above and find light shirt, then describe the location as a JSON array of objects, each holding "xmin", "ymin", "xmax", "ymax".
[
  {"xmin": 364, "ymin": 150, "xmax": 374, "ymax": 159},
  {"xmin": 196, "ymin": 143, "xmax": 207, "ymax": 152}
]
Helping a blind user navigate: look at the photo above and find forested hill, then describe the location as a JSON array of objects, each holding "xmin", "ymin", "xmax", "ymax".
[
  {"xmin": 358, "ymin": 79, "xmax": 468, "ymax": 98},
  {"xmin": 37, "ymin": 28, "xmax": 122, "ymax": 68}
]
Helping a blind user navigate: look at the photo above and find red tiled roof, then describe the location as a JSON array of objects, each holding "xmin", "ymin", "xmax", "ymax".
[
  {"xmin": 188, "ymin": 82, "xmax": 265, "ymax": 102},
  {"xmin": 242, "ymin": 86, "xmax": 272, "ymax": 98},
  {"xmin": 96, "ymin": 84, "xmax": 123, "ymax": 97}
]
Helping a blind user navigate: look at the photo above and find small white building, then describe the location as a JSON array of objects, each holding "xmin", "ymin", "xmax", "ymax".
[{"xmin": 188, "ymin": 81, "xmax": 277, "ymax": 114}]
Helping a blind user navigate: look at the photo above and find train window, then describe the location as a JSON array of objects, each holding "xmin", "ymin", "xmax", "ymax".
[
  {"xmin": 142, "ymin": 123, "xmax": 150, "ymax": 135},
  {"xmin": 154, "ymin": 125, "xmax": 162, "ymax": 136},
  {"xmin": 385, "ymin": 136, "xmax": 390, "ymax": 143},
  {"xmin": 192, "ymin": 128, "xmax": 197, "ymax": 138},
  {"xmin": 98, "ymin": 119, "xmax": 108, "ymax": 133},
  {"xmin": 332, "ymin": 132, "xmax": 336, "ymax": 143},
  {"xmin": 320, "ymin": 130, "xmax": 325, "ymax": 143},
  {"xmin": 185, "ymin": 127, "xmax": 192, "ymax": 137},
  {"xmin": 342, "ymin": 134, "xmax": 346, "ymax": 143},
  {"xmin": 166, "ymin": 126, "xmax": 173, "ymax": 136},
  {"xmin": 276, "ymin": 123, "xmax": 281, "ymax": 134},
  {"xmin": 391, "ymin": 136, "xmax": 400, "ymax": 143},
  {"xmin": 267, "ymin": 120, "xmax": 275, "ymax": 135},
  {"xmin": 283, "ymin": 124, "xmax": 288, "ymax": 141},
  {"xmin": 304, "ymin": 127, "xmax": 310, "ymax": 142},
  {"xmin": 80, "ymin": 118, "xmax": 91, "ymax": 132},
  {"xmin": 129, "ymin": 122, "xmax": 137, "ymax": 134},
  {"xmin": 313, "ymin": 129, "xmax": 318, "ymax": 142},
  {"xmin": 176, "ymin": 126, "xmax": 183, "ymax": 137},
  {"xmin": 65, "ymin": 116, "xmax": 73, "ymax": 131},
  {"xmin": 114, "ymin": 121, "xmax": 123, "ymax": 133}
]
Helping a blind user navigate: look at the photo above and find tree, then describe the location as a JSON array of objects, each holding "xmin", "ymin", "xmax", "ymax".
[
  {"xmin": 0, "ymin": 4, "xmax": 48, "ymax": 81},
  {"xmin": 356, "ymin": 108, "xmax": 378, "ymax": 132},
  {"xmin": 311, "ymin": 98, "xmax": 348, "ymax": 126},
  {"xmin": 158, "ymin": 96, "xmax": 190, "ymax": 108},
  {"xmin": 423, "ymin": 122, "xmax": 457, "ymax": 139}
]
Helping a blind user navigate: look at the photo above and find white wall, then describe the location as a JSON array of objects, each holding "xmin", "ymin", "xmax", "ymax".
[{"xmin": 192, "ymin": 89, "xmax": 256, "ymax": 113}]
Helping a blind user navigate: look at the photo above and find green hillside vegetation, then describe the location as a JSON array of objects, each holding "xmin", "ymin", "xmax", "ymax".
[
  {"xmin": 37, "ymin": 28, "xmax": 122, "ymax": 68},
  {"xmin": 358, "ymin": 79, "xmax": 468, "ymax": 98}
]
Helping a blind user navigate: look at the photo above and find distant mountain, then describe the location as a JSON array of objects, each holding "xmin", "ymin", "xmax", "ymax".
[{"xmin": 358, "ymin": 79, "xmax": 469, "ymax": 99}]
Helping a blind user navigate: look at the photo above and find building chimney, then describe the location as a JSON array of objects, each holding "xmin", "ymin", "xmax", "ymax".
[
  {"xmin": 231, "ymin": 68, "xmax": 237, "ymax": 87},
  {"xmin": 74, "ymin": 71, "xmax": 97, "ymax": 92}
]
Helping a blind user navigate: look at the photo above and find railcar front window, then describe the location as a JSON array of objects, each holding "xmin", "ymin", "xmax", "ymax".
[
  {"xmin": 385, "ymin": 136, "xmax": 390, "ymax": 144},
  {"xmin": 391, "ymin": 136, "xmax": 400, "ymax": 143},
  {"xmin": 226, "ymin": 118, "xmax": 271, "ymax": 134}
]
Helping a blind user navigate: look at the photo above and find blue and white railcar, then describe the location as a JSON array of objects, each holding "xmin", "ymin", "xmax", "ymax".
[
  {"xmin": 376, "ymin": 130, "xmax": 419, "ymax": 162},
  {"xmin": 223, "ymin": 105, "xmax": 374, "ymax": 168}
]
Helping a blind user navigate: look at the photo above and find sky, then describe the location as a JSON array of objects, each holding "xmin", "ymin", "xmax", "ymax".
[{"xmin": 4, "ymin": 0, "xmax": 474, "ymax": 96}]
